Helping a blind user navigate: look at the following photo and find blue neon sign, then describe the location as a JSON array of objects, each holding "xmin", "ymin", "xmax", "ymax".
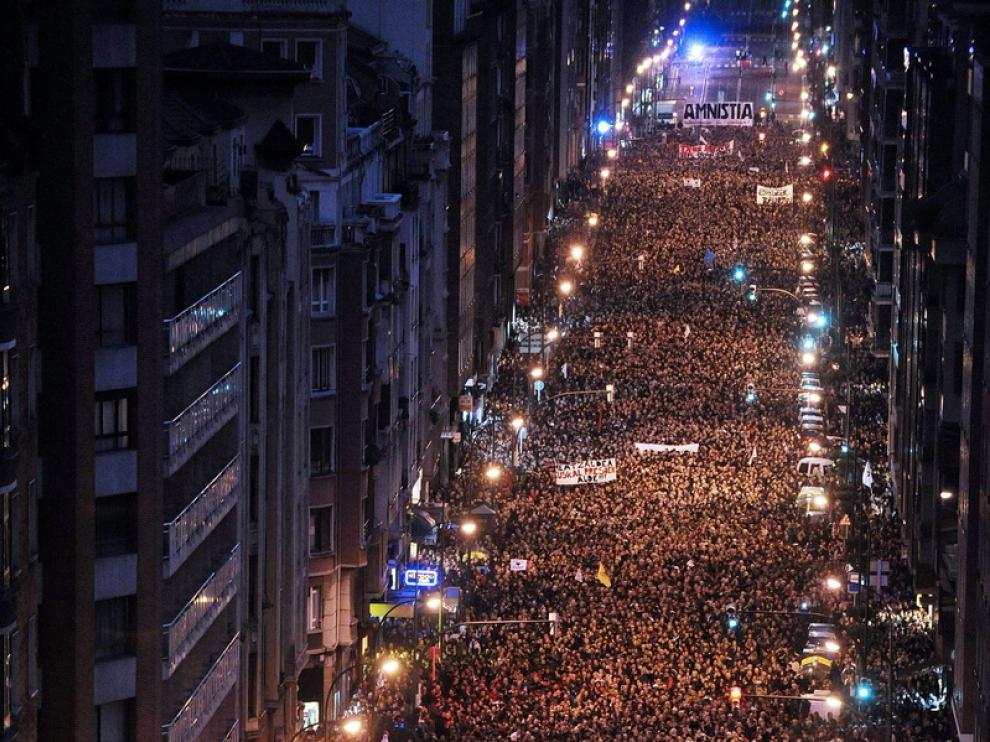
[{"xmin": 403, "ymin": 568, "xmax": 439, "ymax": 588}]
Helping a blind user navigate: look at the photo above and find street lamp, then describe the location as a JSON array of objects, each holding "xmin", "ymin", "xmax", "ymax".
[
  {"xmin": 485, "ymin": 463, "xmax": 502, "ymax": 481},
  {"xmin": 599, "ymin": 167, "xmax": 611, "ymax": 180},
  {"xmin": 545, "ymin": 328, "xmax": 559, "ymax": 342},
  {"xmin": 529, "ymin": 367, "xmax": 544, "ymax": 380},
  {"xmin": 460, "ymin": 520, "xmax": 478, "ymax": 536},
  {"xmin": 587, "ymin": 213, "xmax": 599, "ymax": 227},
  {"xmin": 799, "ymin": 233, "xmax": 814, "ymax": 246},
  {"xmin": 570, "ymin": 244, "xmax": 585, "ymax": 261},
  {"xmin": 510, "ymin": 416, "xmax": 524, "ymax": 432},
  {"xmin": 800, "ymin": 259, "xmax": 815, "ymax": 274},
  {"xmin": 825, "ymin": 576, "xmax": 843, "ymax": 591},
  {"xmin": 559, "ymin": 280, "xmax": 574, "ymax": 296},
  {"xmin": 801, "ymin": 191, "xmax": 813, "ymax": 204},
  {"xmin": 341, "ymin": 718, "xmax": 364, "ymax": 737}
]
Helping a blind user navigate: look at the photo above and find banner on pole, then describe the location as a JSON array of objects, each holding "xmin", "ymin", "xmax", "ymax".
[
  {"xmin": 682, "ymin": 101, "xmax": 754, "ymax": 127},
  {"xmin": 756, "ymin": 184, "xmax": 794, "ymax": 204},
  {"xmin": 682, "ymin": 177, "xmax": 702, "ymax": 188},
  {"xmin": 509, "ymin": 559, "xmax": 529, "ymax": 572},
  {"xmin": 634, "ymin": 442, "xmax": 700, "ymax": 453},
  {"xmin": 554, "ymin": 458, "xmax": 618, "ymax": 486}
]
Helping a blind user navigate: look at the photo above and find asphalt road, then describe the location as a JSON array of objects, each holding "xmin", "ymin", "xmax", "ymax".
[{"xmin": 664, "ymin": 32, "xmax": 808, "ymax": 125}]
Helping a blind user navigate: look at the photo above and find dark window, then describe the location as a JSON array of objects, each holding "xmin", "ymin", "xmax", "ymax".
[
  {"xmin": 94, "ymin": 68, "xmax": 136, "ymax": 133},
  {"xmin": 296, "ymin": 40, "xmax": 322, "ymax": 79},
  {"xmin": 94, "ymin": 392, "xmax": 133, "ymax": 451},
  {"xmin": 95, "ymin": 494, "xmax": 136, "ymax": 557},
  {"xmin": 0, "ymin": 350, "xmax": 12, "ymax": 450},
  {"xmin": 311, "ymin": 346, "xmax": 335, "ymax": 393},
  {"xmin": 310, "ymin": 426, "xmax": 334, "ymax": 475},
  {"xmin": 97, "ymin": 283, "xmax": 137, "ymax": 346},
  {"xmin": 93, "ymin": 178, "xmax": 135, "ymax": 244},
  {"xmin": 0, "ymin": 212, "xmax": 14, "ymax": 304},
  {"xmin": 295, "ymin": 115, "xmax": 321, "ymax": 157},
  {"xmin": 309, "ymin": 506, "xmax": 333, "ymax": 553},
  {"xmin": 260, "ymin": 39, "xmax": 287, "ymax": 59},
  {"xmin": 0, "ymin": 489, "xmax": 11, "ymax": 589},
  {"xmin": 95, "ymin": 596, "xmax": 136, "ymax": 658},
  {"xmin": 96, "ymin": 699, "xmax": 135, "ymax": 742}
]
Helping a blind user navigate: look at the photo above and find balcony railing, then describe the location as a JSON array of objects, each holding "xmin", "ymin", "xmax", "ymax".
[
  {"xmin": 163, "ymin": 545, "xmax": 240, "ymax": 679},
  {"xmin": 163, "ymin": 456, "xmax": 240, "ymax": 578},
  {"xmin": 162, "ymin": 632, "xmax": 240, "ymax": 742},
  {"xmin": 165, "ymin": 363, "xmax": 241, "ymax": 477},
  {"xmin": 222, "ymin": 722, "xmax": 239, "ymax": 742},
  {"xmin": 311, "ymin": 224, "xmax": 336, "ymax": 248},
  {"xmin": 164, "ymin": 273, "xmax": 242, "ymax": 375}
]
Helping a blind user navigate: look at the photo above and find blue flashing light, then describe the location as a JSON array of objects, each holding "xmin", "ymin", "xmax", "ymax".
[
  {"xmin": 732, "ymin": 265, "xmax": 747, "ymax": 283},
  {"xmin": 765, "ymin": 90, "xmax": 774, "ymax": 102},
  {"xmin": 856, "ymin": 683, "xmax": 874, "ymax": 701},
  {"xmin": 596, "ymin": 119, "xmax": 612, "ymax": 135},
  {"xmin": 687, "ymin": 43, "xmax": 705, "ymax": 62},
  {"xmin": 816, "ymin": 313, "xmax": 828, "ymax": 328},
  {"xmin": 799, "ymin": 599, "xmax": 811, "ymax": 612},
  {"xmin": 727, "ymin": 617, "xmax": 740, "ymax": 630},
  {"xmin": 801, "ymin": 336, "xmax": 815, "ymax": 351}
]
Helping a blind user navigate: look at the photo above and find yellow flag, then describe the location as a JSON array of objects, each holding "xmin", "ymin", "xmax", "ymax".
[{"xmin": 596, "ymin": 562, "xmax": 612, "ymax": 588}]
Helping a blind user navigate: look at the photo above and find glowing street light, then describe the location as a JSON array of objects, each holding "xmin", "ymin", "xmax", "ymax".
[
  {"xmin": 801, "ymin": 191, "xmax": 813, "ymax": 204},
  {"xmin": 940, "ymin": 490, "xmax": 954, "ymax": 501},
  {"xmin": 800, "ymin": 259, "xmax": 815, "ymax": 273},
  {"xmin": 625, "ymin": 83, "xmax": 634, "ymax": 94},
  {"xmin": 380, "ymin": 657, "xmax": 401, "ymax": 676},
  {"xmin": 529, "ymin": 367, "xmax": 544, "ymax": 380},
  {"xmin": 799, "ymin": 233, "xmax": 814, "ymax": 246},
  {"xmin": 825, "ymin": 576, "xmax": 843, "ymax": 591},
  {"xmin": 827, "ymin": 65, "xmax": 837, "ymax": 77},
  {"xmin": 510, "ymin": 416, "xmax": 525, "ymax": 432},
  {"xmin": 559, "ymin": 280, "xmax": 574, "ymax": 296},
  {"xmin": 425, "ymin": 595, "xmax": 443, "ymax": 611},
  {"xmin": 824, "ymin": 696, "xmax": 844, "ymax": 710},
  {"xmin": 342, "ymin": 718, "xmax": 365, "ymax": 737},
  {"xmin": 570, "ymin": 244, "xmax": 585, "ymax": 260},
  {"xmin": 460, "ymin": 520, "xmax": 478, "ymax": 536},
  {"xmin": 798, "ymin": 155, "xmax": 812, "ymax": 166},
  {"xmin": 801, "ymin": 351, "xmax": 817, "ymax": 367},
  {"xmin": 600, "ymin": 167, "xmax": 611, "ymax": 180},
  {"xmin": 485, "ymin": 464, "xmax": 502, "ymax": 481},
  {"xmin": 587, "ymin": 213, "xmax": 599, "ymax": 227},
  {"xmin": 546, "ymin": 328, "xmax": 560, "ymax": 342}
]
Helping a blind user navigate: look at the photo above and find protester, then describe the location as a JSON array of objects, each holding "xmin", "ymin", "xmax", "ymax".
[{"xmin": 369, "ymin": 124, "xmax": 952, "ymax": 741}]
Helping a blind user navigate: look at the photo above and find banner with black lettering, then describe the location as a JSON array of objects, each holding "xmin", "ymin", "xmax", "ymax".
[
  {"xmin": 682, "ymin": 102, "xmax": 754, "ymax": 127},
  {"xmin": 756, "ymin": 184, "xmax": 794, "ymax": 204},
  {"xmin": 682, "ymin": 178, "xmax": 701, "ymax": 188},
  {"xmin": 554, "ymin": 458, "xmax": 618, "ymax": 486}
]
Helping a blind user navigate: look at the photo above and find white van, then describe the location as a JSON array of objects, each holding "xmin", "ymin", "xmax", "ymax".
[{"xmin": 797, "ymin": 457, "xmax": 835, "ymax": 481}]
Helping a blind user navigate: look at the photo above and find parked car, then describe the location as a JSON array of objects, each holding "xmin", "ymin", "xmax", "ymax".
[{"xmin": 797, "ymin": 456, "xmax": 835, "ymax": 481}]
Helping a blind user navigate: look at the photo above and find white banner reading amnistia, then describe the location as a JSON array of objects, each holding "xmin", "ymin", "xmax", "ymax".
[
  {"xmin": 756, "ymin": 184, "xmax": 794, "ymax": 204},
  {"xmin": 554, "ymin": 458, "xmax": 618, "ymax": 486},
  {"xmin": 682, "ymin": 101, "xmax": 754, "ymax": 127},
  {"xmin": 634, "ymin": 443, "xmax": 700, "ymax": 453}
]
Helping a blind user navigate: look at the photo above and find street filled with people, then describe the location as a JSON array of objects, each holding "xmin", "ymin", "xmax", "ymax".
[{"xmin": 358, "ymin": 122, "xmax": 957, "ymax": 741}]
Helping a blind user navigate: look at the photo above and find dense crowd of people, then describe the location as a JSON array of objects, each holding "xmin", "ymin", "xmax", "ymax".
[{"xmin": 361, "ymin": 123, "xmax": 954, "ymax": 741}]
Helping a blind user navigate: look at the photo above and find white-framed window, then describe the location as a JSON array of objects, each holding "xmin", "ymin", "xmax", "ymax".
[
  {"xmin": 307, "ymin": 586, "xmax": 322, "ymax": 632},
  {"xmin": 311, "ymin": 267, "xmax": 335, "ymax": 316},
  {"xmin": 260, "ymin": 39, "xmax": 287, "ymax": 59},
  {"xmin": 312, "ymin": 345, "xmax": 335, "ymax": 394},
  {"xmin": 296, "ymin": 39, "xmax": 323, "ymax": 80},
  {"xmin": 295, "ymin": 114, "xmax": 321, "ymax": 157}
]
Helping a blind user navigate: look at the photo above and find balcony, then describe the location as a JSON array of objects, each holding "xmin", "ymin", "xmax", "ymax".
[
  {"xmin": 222, "ymin": 721, "xmax": 239, "ymax": 742},
  {"xmin": 162, "ymin": 632, "xmax": 240, "ymax": 742},
  {"xmin": 162, "ymin": 545, "xmax": 240, "ymax": 679},
  {"xmin": 311, "ymin": 223, "xmax": 337, "ymax": 249},
  {"xmin": 163, "ymin": 456, "xmax": 240, "ymax": 578},
  {"xmin": 164, "ymin": 363, "xmax": 241, "ymax": 477},
  {"xmin": 164, "ymin": 273, "xmax": 242, "ymax": 375}
]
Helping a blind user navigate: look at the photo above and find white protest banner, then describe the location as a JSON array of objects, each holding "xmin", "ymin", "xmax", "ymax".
[
  {"xmin": 554, "ymin": 458, "xmax": 618, "ymax": 486},
  {"xmin": 509, "ymin": 559, "xmax": 529, "ymax": 572},
  {"xmin": 683, "ymin": 177, "xmax": 701, "ymax": 188},
  {"xmin": 756, "ymin": 184, "xmax": 794, "ymax": 204},
  {"xmin": 634, "ymin": 443, "xmax": 700, "ymax": 453},
  {"xmin": 682, "ymin": 101, "xmax": 754, "ymax": 127}
]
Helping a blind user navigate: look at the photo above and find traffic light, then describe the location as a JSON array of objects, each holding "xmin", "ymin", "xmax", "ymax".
[
  {"xmin": 732, "ymin": 265, "xmax": 747, "ymax": 283},
  {"xmin": 821, "ymin": 167, "xmax": 833, "ymax": 181}
]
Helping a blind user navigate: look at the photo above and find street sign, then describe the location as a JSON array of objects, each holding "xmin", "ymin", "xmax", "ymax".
[
  {"xmin": 403, "ymin": 568, "xmax": 439, "ymax": 588},
  {"xmin": 533, "ymin": 380, "xmax": 545, "ymax": 392},
  {"xmin": 847, "ymin": 572, "xmax": 861, "ymax": 594}
]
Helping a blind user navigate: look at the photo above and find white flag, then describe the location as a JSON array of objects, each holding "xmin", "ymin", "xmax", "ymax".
[
  {"xmin": 748, "ymin": 445, "xmax": 757, "ymax": 465},
  {"xmin": 862, "ymin": 461, "xmax": 874, "ymax": 488},
  {"xmin": 683, "ymin": 324, "xmax": 691, "ymax": 339},
  {"xmin": 699, "ymin": 134, "xmax": 708, "ymax": 145},
  {"xmin": 575, "ymin": 568, "xmax": 584, "ymax": 582}
]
